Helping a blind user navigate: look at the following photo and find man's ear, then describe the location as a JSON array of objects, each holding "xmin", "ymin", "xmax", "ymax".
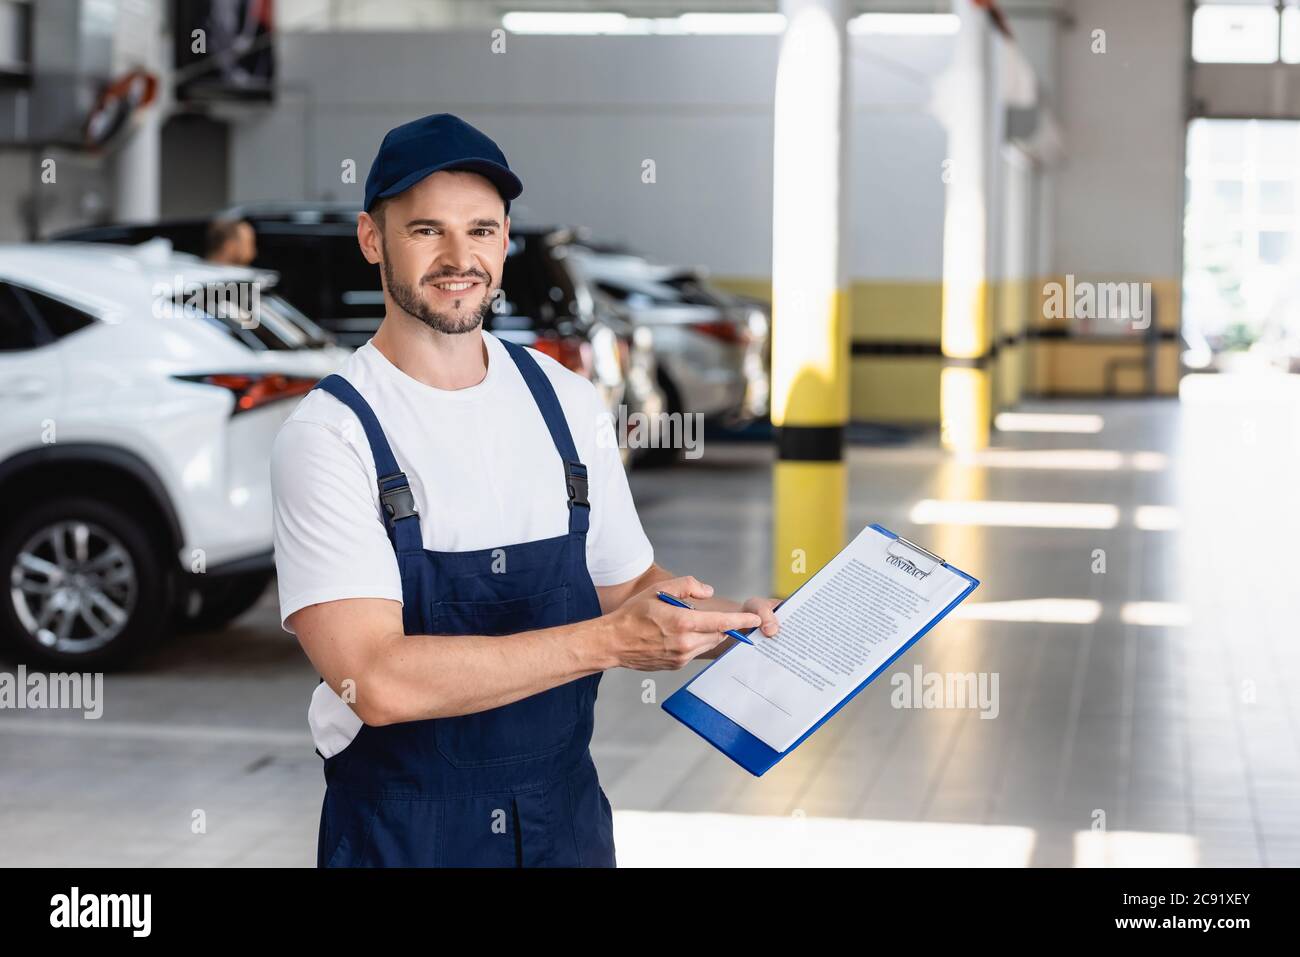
[{"xmin": 357, "ymin": 211, "xmax": 383, "ymax": 265}]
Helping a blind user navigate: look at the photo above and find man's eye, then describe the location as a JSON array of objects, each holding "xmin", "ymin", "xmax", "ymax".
[
  {"xmin": 416, "ymin": 228, "xmax": 438, "ymax": 237},
  {"xmin": 472, "ymin": 228, "xmax": 494, "ymax": 237}
]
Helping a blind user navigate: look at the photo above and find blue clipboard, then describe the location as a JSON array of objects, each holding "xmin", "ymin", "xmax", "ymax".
[{"xmin": 661, "ymin": 523, "xmax": 979, "ymax": 777}]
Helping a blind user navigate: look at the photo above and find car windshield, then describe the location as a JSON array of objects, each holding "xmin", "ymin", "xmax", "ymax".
[
  {"xmin": 661, "ymin": 272, "xmax": 730, "ymax": 308},
  {"xmin": 168, "ymin": 287, "xmax": 334, "ymax": 351},
  {"xmin": 260, "ymin": 293, "xmax": 335, "ymax": 348},
  {"xmin": 570, "ymin": 247, "xmax": 728, "ymax": 309},
  {"xmin": 592, "ymin": 272, "xmax": 723, "ymax": 309}
]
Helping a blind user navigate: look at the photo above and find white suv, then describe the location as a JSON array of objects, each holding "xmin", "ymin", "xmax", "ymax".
[{"xmin": 0, "ymin": 242, "xmax": 348, "ymax": 668}]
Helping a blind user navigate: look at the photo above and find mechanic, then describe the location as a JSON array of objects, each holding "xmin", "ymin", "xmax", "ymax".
[{"xmin": 270, "ymin": 113, "xmax": 779, "ymax": 867}]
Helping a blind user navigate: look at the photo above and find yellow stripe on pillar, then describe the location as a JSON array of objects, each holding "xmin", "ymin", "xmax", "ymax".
[
  {"xmin": 773, "ymin": 460, "xmax": 846, "ymax": 598},
  {"xmin": 770, "ymin": 287, "xmax": 850, "ymax": 427},
  {"xmin": 770, "ymin": 284, "xmax": 849, "ymax": 597},
  {"xmin": 940, "ymin": 275, "xmax": 993, "ymax": 452}
]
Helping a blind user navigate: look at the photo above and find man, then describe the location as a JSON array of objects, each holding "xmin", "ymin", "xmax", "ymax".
[
  {"xmin": 205, "ymin": 217, "xmax": 257, "ymax": 266},
  {"xmin": 270, "ymin": 113, "xmax": 779, "ymax": 868}
]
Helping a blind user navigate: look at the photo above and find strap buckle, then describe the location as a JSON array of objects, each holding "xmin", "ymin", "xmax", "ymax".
[
  {"xmin": 377, "ymin": 471, "xmax": 418, "ymax": 526},
  {"xmin": 565, "ymin": 461, "xmax": 589, "ymax": 510}
]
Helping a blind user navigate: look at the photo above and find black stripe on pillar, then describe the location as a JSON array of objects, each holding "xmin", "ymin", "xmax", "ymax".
[
  {"xmin": 775, "ymin": 425, "xmax": 844, "ymax": 462},
  {"xmin": 941, "ymin": 353, "xmax": 996, "ymax": 369},
  {"xmin": 848, "ymin": 340, "xmax": 999, "ymax": 368},
  {"xmin": 1027, "ymin": 328, "xmax": 1179, "ymax": 342},
  {"xmin": 850, "ymin": 341, "xmax": 943, "ymax": 357}
]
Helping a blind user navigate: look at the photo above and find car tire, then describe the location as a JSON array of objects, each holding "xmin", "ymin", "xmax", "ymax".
[
  {"xmin": 0, "ymin": 496, "xmax": 174, "ymax": 670},
  {"xmin": 636, "ymin": 372, "xmax": 685, "ymax": 468},
  {"xmin": 175, "ymin": 571, "xmax": 272, "ymax": 634}
]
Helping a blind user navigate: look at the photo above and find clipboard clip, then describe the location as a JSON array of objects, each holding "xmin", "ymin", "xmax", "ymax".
[{"xmin": 887, "ymin": 535, "xmax": 945, "ymax": 573}]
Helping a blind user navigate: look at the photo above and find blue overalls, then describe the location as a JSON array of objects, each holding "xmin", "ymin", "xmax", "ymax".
[{"xmin": 310, "ymin": 338, "xmax": 615, "ymax": 867}]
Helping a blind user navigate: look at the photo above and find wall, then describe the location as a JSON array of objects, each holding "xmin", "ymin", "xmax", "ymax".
[
  {"xmin": 1043, "ymin": 0, "xmax": 1187, "ymax": 396},
  {"xmin": 160, "ymin": 115, "xmax": 229, "ymax": 217},
  {"xmin": 229, "ymin": 27, "xmax": 956, "ymax": 422},
  {"xmin": 224, "ymin": 3, "xmax": 1190, "ymax": 417}
]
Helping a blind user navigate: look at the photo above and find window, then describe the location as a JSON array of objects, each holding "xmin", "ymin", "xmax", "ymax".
[
  {"xmin": 1259, "ymin": 229, "xmax": 1290, "ymax": 262},
  {"xmin": 1191, "ymin": 1, "xmax": 1300, "ymax": 63},
  {"xmin": 169, "ymin": 288, "xmax": 317, "ymax": 352},
  {"xmin": 0, "ymin": 284, "xmax": 40, "ymax": 351},
  {"xmin": 590, "ymin": 269, "xmax": 725, "ymax": 309},
  {"xmin": 258, "ymin": 293, "xmax": 335, "ymax": 349},
  {"xmin": 22, "ymin": 288, "xmax": 96, "ymax": 339},
  {"xmin": 0, "ymin": 282, "xmax": 96, "ymax": 351},
  {"xmin": 1260, "ymin": 180, "xmax": 1294, "ymax": 213},
  {"xmin": 1215, "ymin": 180, "xmax": 1245, "ymax": 213},
  {"xmin": 1193, "ymin": 3, "xmax": 1281, "ymax": 64},
  {"xmin": 1183, "ymin": 118, "xmax": 1300, "ymax": 362},
  {"xmin": 1283, "ymin": 1, "xmax": 1300, "ymax": 61}
]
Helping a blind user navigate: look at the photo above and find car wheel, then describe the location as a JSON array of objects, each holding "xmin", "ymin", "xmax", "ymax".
[
  {"xmin": 637, "ymin": 371, "xmax": 686, "ymax": 468},
  {"xmin": 1, "ymin": 497, "xmax": 173, "ymax": 670},
  {"xmin": 175, "ymin": 571, "xmax": 272, "ymax": 633}
]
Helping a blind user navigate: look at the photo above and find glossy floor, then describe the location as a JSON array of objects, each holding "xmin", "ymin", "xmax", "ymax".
[{"xmin": 2, "ymin": 376, "xmax": 1296, "ymax": 866}]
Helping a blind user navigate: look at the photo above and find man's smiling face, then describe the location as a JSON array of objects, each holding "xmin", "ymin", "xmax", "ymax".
[{"xmin": 358, "ymin": 169, "xmax": 508, "ymax": 335}]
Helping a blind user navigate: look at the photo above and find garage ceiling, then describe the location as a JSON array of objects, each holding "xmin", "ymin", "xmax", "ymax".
[{"xmin": 278, "ymin": 0, "xmax": 1069, "ymax": 32}]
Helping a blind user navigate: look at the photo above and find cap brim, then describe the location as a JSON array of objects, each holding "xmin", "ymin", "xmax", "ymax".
[{"xmin": 373, "ymin": 158, "xmax": 523, "ymax": 209}]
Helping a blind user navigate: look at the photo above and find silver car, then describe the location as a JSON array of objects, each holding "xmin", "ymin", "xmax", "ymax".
[{"xmin": 566, "ymin": 246, "xmax": 770, "ymax": 465}]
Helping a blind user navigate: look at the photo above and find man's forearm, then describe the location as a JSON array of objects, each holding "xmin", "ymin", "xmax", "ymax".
[
  {"xmin": 328, "ymin": 567, "xmax": 762, "ymax": 725},
  {"xmin": 358, "ymin": 617, "xmax": 615, "ymax": 726}
]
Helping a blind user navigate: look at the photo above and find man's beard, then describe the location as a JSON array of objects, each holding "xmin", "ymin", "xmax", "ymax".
[{"xmin": 382, "ymin": 250, "xmax": 495, "ymax": 336}]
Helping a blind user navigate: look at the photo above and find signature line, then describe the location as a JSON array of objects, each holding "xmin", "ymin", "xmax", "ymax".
[{"xmin": 729, "ymin": 676, "xmax": 792, "ymax": 716}]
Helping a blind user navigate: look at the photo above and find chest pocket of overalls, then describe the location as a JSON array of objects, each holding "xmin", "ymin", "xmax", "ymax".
[{"xmin": 429, "ymin": 584, "xmax": 581, "ymax": 767}]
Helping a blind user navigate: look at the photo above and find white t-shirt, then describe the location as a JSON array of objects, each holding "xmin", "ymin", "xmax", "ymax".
[{"xmin": 270, "ymin": 331, "xmax": 654, "ymax": 756}]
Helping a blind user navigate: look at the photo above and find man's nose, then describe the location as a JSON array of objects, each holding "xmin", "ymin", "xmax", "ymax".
[{"xmin": 436, "ymin": 233, "xmax": 477, "ymax": 275}]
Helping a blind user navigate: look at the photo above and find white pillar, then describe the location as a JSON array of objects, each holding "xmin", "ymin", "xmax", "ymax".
[
  {"xmin": 111, "ymin": 0, "xmax": 166, "ymax": 223},
  {"xmin": 936, "ymin": 0, "xmax": 995, "ymax": 451},
  {"xmin": 113, "ymin": 105, "xmax": 162, "ymax": 223},
  {"xmin": 771, "ymin": 0, "xmax": 849, "ymax": 597}
]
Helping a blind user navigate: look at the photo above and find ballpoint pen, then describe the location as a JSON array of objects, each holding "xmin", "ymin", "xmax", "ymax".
[{"xmin": 655, "ymin": 591, "xmax": 755, "ymax": 645}]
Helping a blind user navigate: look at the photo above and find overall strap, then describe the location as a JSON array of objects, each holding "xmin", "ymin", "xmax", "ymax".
[
  {"xmin": 313, "ymin": 374, "xmax": 424, "ymax": 554},
  {"xmin": 500, "ymin": 338, "xmax": 591, "ymax": 536}
]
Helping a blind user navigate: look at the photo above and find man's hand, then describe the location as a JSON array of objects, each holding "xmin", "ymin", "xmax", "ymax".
[
  {"xmin": 741, "ymin": 596, "xmax": 781, "ymax": 638},
  {"xmin": 688, "ymin": 594, "xmax": 781, "ymax": 659},
  {"xmin": 595, "ymin": 576, "xmax": 763, "ymax": 672}
]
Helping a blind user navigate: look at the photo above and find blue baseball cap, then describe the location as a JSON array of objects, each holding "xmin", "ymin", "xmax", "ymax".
[{"xmin": 363, "ymin": 113, "xmax": 523, "ymax": 215}]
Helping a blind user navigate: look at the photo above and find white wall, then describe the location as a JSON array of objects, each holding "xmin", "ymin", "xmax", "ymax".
[
  {"xmin": 1053, "ymin": 0, "xmax": 1187, "ymax": 280},
  {"xmin": 230, "ymin": 29, "xmax": 956, "ymax": 281},
  {"xmin": 245, "ymin": 13, "xmax": 1199, "ymax": 291}
]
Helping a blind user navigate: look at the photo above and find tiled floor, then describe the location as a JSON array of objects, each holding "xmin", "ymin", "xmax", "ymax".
[{"xmin": 2, "ymin": 376, "xmax": 1298, "ymax": 866}]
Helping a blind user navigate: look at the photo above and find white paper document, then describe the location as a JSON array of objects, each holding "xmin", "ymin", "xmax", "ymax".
[{"xmin": 686, "ymin": 526, "xmax": 972, "ymax": 753}]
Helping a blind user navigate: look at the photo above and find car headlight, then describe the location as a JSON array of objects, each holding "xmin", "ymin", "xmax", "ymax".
[{"xmin": 589, "ymin": 324, "xmax": 623, "ymax": 387}]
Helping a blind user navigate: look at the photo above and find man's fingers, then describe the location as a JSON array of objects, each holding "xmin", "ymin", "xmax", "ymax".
[
  {"xmin": 656, "ymin": 576, "xmax": 715, "ymax": 602},
  {"xmin": 741, "ymin": 597, "xmax": 781, "ymax": 636},
  {"xmin": 681, "ymin": 609, "xmax": 763, "ymax": 635}
]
